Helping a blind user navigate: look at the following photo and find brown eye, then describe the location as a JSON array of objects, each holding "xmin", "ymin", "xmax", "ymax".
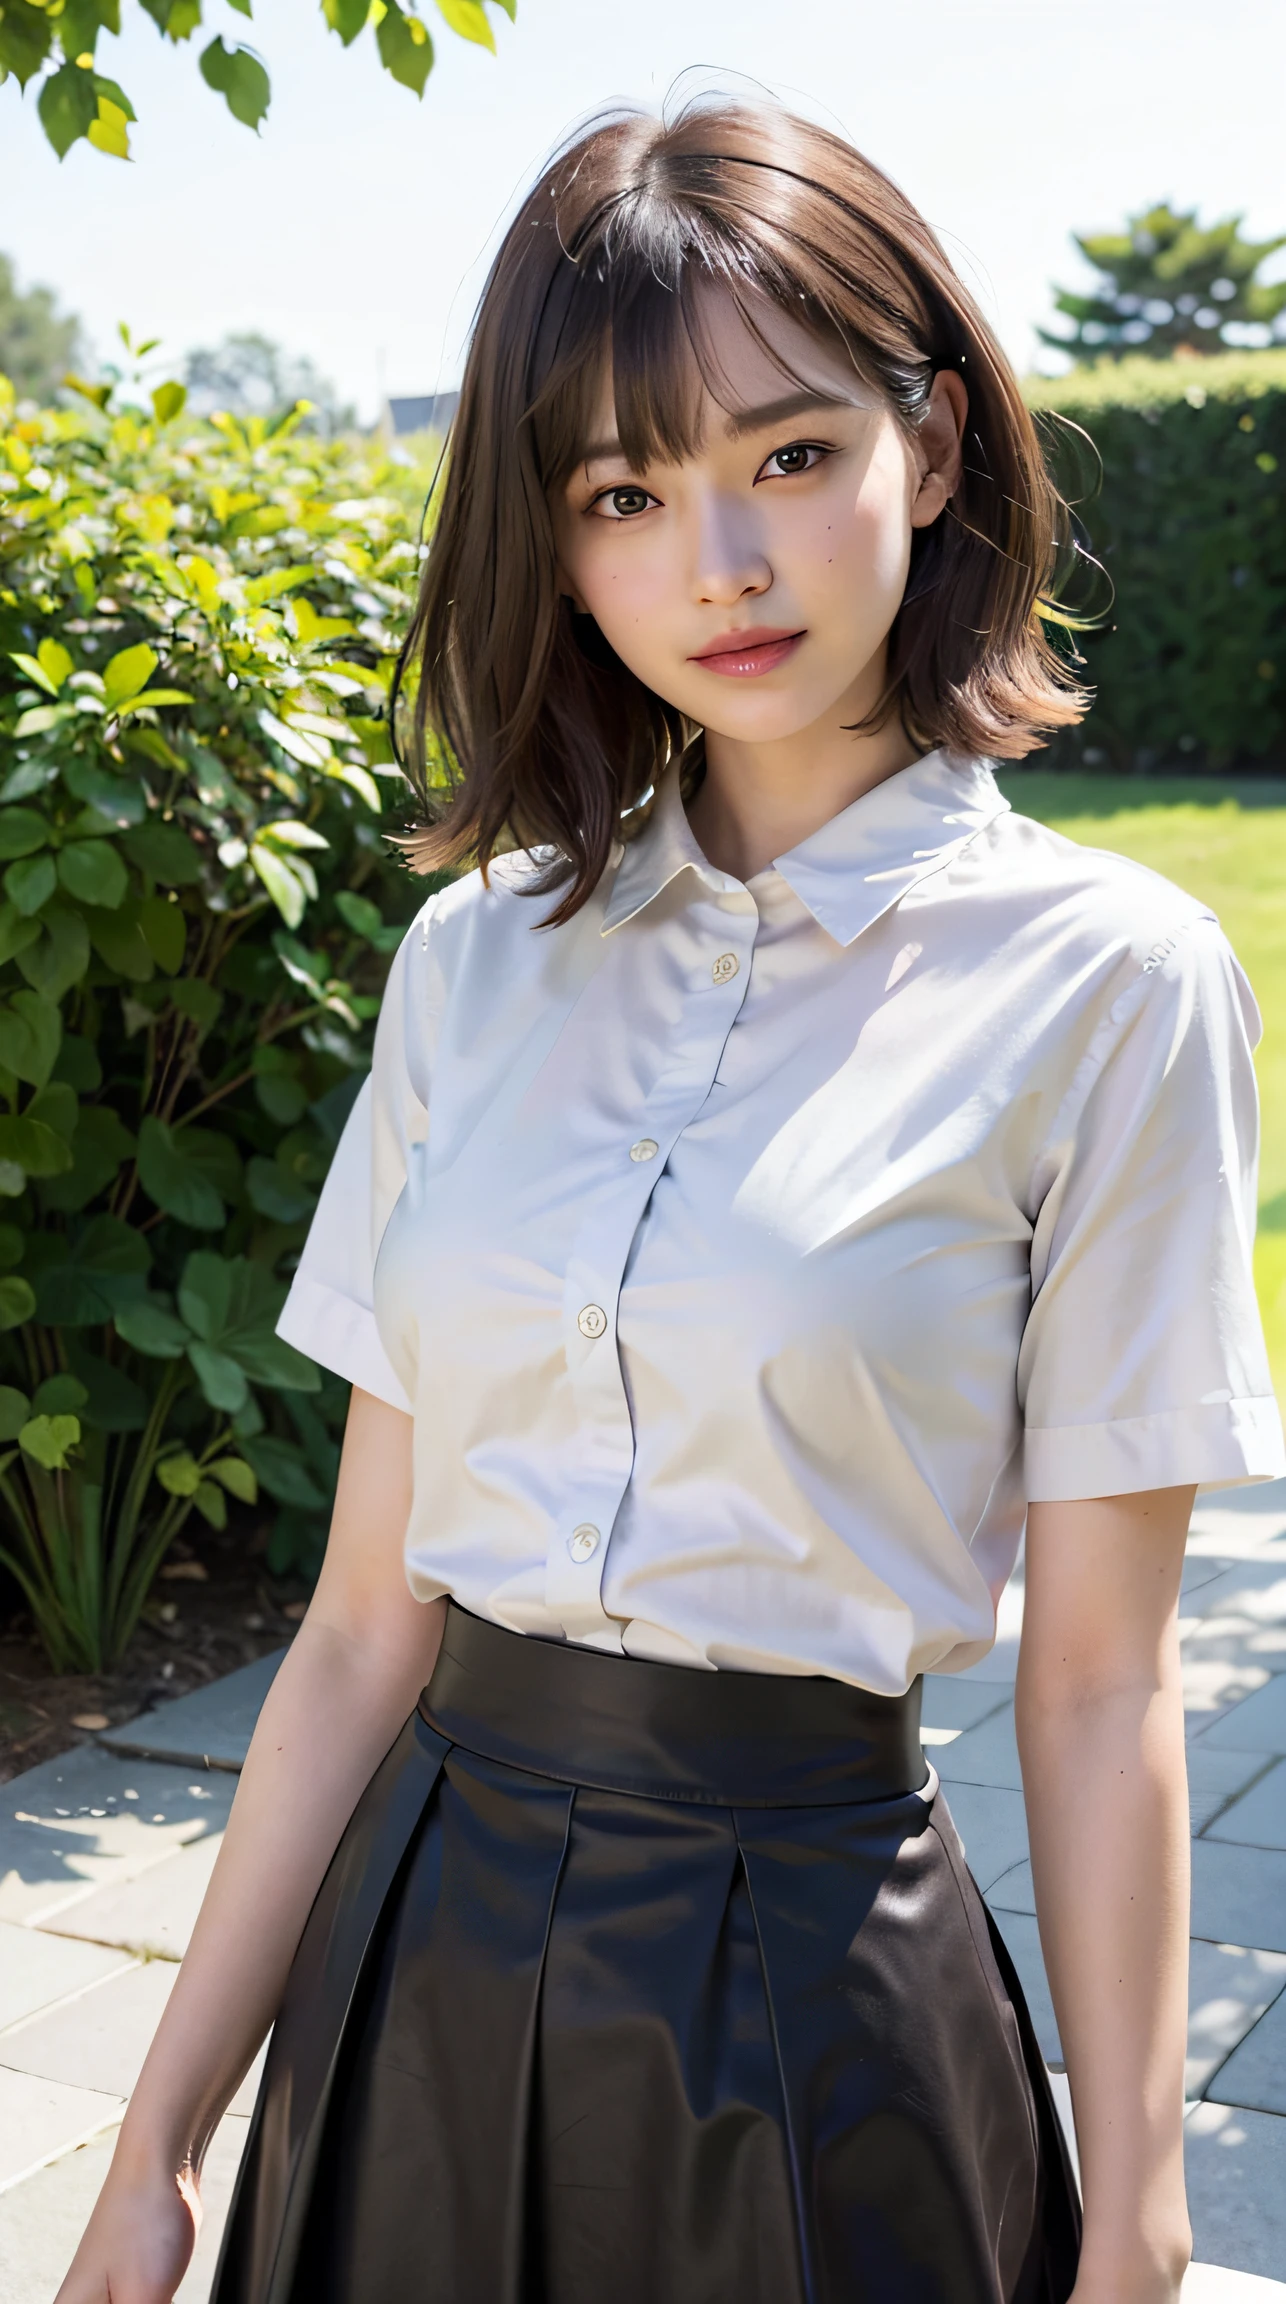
[
  {"xmin": 600, "ymin": 486, "xmax": 654, "ymax": 519},
  {"xmin": 774, "ymin": 445, "xmax": 813, "ymax": 473}
]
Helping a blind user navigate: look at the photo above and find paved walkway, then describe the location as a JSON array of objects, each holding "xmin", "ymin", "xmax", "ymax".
[{"xmin": 1, "ymin": 1483, "xmax": 1284, "ymax": 2299}]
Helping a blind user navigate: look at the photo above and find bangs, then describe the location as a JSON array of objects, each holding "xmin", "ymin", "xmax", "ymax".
[
  {"xmin": 528, "ymin": 172, "xmax": 929, "ymax": 489},
  {"xmin": 401, "ymin": 98, "xmax": 1088, "ymax": 923}
]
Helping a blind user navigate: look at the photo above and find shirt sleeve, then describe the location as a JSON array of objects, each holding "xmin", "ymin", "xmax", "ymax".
[
  {"xmin": 1019, "ymin": 912, "xmax": 1285, "ymax": 1501},
  {"xmin": 275, "ymin": 911, "xmax": 433, "ymax": 1415}
]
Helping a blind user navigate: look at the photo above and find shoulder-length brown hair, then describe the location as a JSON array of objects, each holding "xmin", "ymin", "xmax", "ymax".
[{"xmin": 399, "ymin": 97, "xmax": 1085, "ymax": 921}]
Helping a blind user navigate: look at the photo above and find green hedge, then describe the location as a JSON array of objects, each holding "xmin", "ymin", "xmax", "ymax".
[
  {"xmin": 0, "ymin": 373, "xmax": 425, "ymax": 1670},
  {"xmin": 1026, "ymin": 350, "xmax": 1286, "ymax": 771}
]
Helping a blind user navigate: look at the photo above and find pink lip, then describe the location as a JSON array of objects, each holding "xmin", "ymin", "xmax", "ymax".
[{"xmin": 689, "ymin": 627, "xmax": 805, "ymax": 676}]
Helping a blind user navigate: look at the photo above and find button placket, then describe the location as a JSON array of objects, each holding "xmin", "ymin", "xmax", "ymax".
[{"xmin": 547, "ymin": 888, "xmax": 758, "ymax": 1641}]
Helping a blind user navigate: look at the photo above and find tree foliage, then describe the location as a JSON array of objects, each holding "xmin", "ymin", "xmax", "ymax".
[
  {"xmin": 185, "ymin": 333, "xmax": 355, "ymax": 438},
  {"xmin": 0, "ymin": 257, "xmax": 83, "ymax": 404},
  {"xmin": 1043, "ymin": 203, "xmax": 1286, "ymax": 364},
  {"xmin": 0, "ymin": 365, "xmax": 431, "ymax": 1670},
  {"xmin": 2, "ymin": 0, "xmax": 515, "ymax": 164}
]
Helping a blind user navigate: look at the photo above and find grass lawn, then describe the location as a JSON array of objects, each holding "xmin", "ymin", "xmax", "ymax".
[{"xmin": 996, "ymin": 772, "xmax": 1286, "ymax": 1407}]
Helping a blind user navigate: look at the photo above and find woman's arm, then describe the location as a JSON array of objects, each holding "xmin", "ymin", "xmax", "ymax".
[
  {"xmin": 56, "ymin": 1387, "xmax": 443, "ymax": 2304},
  {"xmin": 1018, "ymin": 1486, "xmax": 1195, "ymax": 2304}
]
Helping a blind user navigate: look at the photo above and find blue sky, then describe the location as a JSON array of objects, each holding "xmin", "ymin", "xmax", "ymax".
[{"xmin": 3, "ymin": 0, "xmax": 1284, "ymax": 422}]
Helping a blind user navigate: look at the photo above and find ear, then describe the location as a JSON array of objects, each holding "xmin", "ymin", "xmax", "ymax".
[
  {"xmin": 908, "ymin": 369, "xmax": 968, "ymax": 531},
  {"xmin": 555, "ymin": 560, "xmax": 588, "ymax": 615}
]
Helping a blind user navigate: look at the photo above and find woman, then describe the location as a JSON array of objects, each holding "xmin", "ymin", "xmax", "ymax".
[{"xmin": 59, "ymin": 100, "xmax": 1282, "ymax": 2304}]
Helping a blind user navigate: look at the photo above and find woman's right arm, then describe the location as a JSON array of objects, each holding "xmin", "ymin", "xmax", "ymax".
[{"xmin": 56, "ymin": 1387, "xmax": 444, "ymax": 2304}]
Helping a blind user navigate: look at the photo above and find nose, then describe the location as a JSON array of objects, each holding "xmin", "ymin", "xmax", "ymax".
[{"xmin": 692, "ymin": 490, "xmax": 771, "ymax": 607}]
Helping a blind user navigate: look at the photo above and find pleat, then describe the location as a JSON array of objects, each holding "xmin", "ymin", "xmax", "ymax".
[
  {"xmin": 211, "ymin": 1709, "xmax": 450, "ymax": 2304},
  {"xmin": 736, "ymin": 1786, "xmax": 1063, "ymax": 2304},
  {"xmin": 533, "ymin": 1788, "xmax": 807, "ymax": 2304},
  {"xmin": 302, "ymin": 1745, "xmax": 576, "ymax": 2304}
]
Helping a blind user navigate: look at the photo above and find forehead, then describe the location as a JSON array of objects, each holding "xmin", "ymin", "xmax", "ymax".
[{"xmin": 583, "ymin": 284, "xmax": 881, "ymax": 463}]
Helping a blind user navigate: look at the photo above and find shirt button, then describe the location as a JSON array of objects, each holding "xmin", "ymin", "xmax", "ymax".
[
  {"xmin": 568, "ymin": 1523, "xmax": 600, "ymax": 1561},
  {"xmin": 577, "ymin": 1304, "xmax": 607, "ymax": 1339},
  {"xmin": 629, "ymin": 1138, "xmax": 659, "ymax": 1162},
  {"xmin": 711, "ymin": 952, "xmax": 739, "ymax": 984}
]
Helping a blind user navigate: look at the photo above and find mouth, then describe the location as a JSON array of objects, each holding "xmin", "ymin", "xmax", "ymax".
[{"xmin": 688, "ymin": 627, "xmax": 806, "ymax": 677}]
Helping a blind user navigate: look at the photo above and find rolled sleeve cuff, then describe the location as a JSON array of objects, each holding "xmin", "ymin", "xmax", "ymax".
[
  {"xmin": 276, "ymin": 1273, "xmax": 413, "ymax": 1416},
  {"xmin": 1024, "ymin": 1395, "xmax": 1286, "ymax": 1502}
]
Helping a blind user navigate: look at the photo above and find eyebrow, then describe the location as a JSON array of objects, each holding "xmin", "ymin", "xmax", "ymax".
[{"xmin": 579, "ymin": 390, "xmax": 857, "ymax": 468}]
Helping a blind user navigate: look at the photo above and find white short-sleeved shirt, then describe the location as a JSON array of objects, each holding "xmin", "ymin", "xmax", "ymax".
[{"xmin": 278, "ymin": 750, "xmax": 1284, "ymax": 1691}]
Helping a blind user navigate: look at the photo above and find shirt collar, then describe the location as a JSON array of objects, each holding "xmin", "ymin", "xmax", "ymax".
[{"xmin": 601, "ymin": 749, "xmax": 1010, "ymax": 945}]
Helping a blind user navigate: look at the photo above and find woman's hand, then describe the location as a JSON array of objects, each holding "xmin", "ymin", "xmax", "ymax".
[
  {"xmin": 53, "ymin": 2155, "xmax": 200, "ymax": 2304},
  {"xmin": 53, "ymin": 1390, "xmax": 441, "ymax": 2303}
]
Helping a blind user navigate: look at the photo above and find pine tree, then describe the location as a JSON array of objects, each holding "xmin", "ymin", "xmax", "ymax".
[{"xmin": 1042, "ymin": 203, "xmax": 1286, "ymax": 363}]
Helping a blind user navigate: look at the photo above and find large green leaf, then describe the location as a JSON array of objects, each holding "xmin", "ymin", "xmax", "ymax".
[
  {"xmin": 4, "ymin": 854, "xmax": 57, "ymax": 916},
  {"xmin": 113, "ymin": 1295, "xmax": 190, "ymax": 1358},
  {"xmin": 61, "ymin": 762, "xmax": 148, "ymax": 827},
  {"xmin": 139, "ymin": 895, "xmax": 186, "ymax": 973},
  {"xmin": 0, "ymin": 992, "xmax": 62, "ymax": 1088},
  {"xmin": 85, "ymin": 899, "xmax": 154, "ymax": 981},
  {"xmin": 65, "ymin": 1343, "xmax": 148, "ymax": 1433},
  {"xmin": 245, "ymin": 1155, "xmax": 315, "ymax": 1223},
  {"xmin": 199, "ymin": 34, "xmax": 270, "ymax": 127},
  {"xmin": 375, "ymin": 0, "xmax": 434, "ymax": 93},
  {"xmin": 122, "ymin": 822, "xmax": 203, "ymax": 885},
  {"xmin": 187, "ymin": 1341, "xmax": 249, "ymax": 1413},
  {"xmin": 0, "ymin": 903, "xmax": 42, "ymax": 968},
  {"xmin": 32, "ymin": 1216, "xmax": 150, "ymax": 1323},
  {"xmin": 58, "ymin": 839, "xmax": 128, "ymax": 909},
  {"xmin": 136, "ymin": 1116, "xmax": 227, "ymax": 1229},
  {"xmin": 0, "ymin": 1276, "xmax": 37, "ymax": 1329},
  {"xmin": 0, "ymin": 808, "xmax": 50, "ymax": 861},
  {"xmin": 16, "ymin": 904, "xmax": 91, "ymax": 1002},
  {"xmin": 37, "ymin": 60, "xmax": 98, "ymax": 159},
  {"xmin": 178, "ymin": 1249, "xmax": 318, "ymax": 1391},
  {"xmin": 0, "ymin": 0, "xmax": 54, "ymax": 87},
  {"xmin": 19, "ymin": 1414, "xmax": 80, "ymax": 1471},
  {"xmin": 0, "ymin": 1115, "xmax": 73, "ymax": 1179},
  {"xmin": 101, "ymin": 643, "xmax": 158, "ymax": 711},
  {"xmin": 240, "ymin": 1432, "xmax": 329, "ymax": 1508},
  {"xmin": 0, "ymin": 1386, "xmax": 31, "ymax": 1441},
  {"xmin": 40, "ymin": 1105, "xmax": 136, "ymax": 1215}
]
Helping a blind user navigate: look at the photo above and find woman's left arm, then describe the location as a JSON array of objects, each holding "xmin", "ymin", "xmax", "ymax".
[{"xmin": 1018, "ymin": 1486, "xmax": 1196, "ymax": 2304}]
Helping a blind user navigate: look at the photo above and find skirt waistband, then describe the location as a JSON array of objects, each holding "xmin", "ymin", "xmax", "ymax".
[{"xmin": 418, "ymin": 1602, "xmax": 928, "ymax": 1808}]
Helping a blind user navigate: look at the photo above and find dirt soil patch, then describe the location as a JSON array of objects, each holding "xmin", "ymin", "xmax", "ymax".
[{"xmin": 0, "ymin": 1515, "xmax": 305, "ymax": 1785}]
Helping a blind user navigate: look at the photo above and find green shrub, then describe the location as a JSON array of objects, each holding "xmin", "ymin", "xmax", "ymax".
[
  {"xmin": 1027, "ymin": 350, "xmax": 1286, "ymax": 770},
  {"xmin": 0, "ymin": 373, "xmax": 426, "ymax": 1670}
]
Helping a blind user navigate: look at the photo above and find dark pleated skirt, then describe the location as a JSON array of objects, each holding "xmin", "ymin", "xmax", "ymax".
[{"xmin": 212, "ymin": 1602, "xmax": 1081, "ymax": 2304}]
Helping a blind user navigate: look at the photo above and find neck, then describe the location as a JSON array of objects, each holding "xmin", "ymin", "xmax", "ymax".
[{"xmin": 685, "ymin": 655, "xmax": 918, "ymax": 882}]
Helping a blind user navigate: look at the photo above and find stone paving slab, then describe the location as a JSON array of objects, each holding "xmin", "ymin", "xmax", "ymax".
[
  {"xmin": 1206, "ymin": 1759, "xmax": 1286, "ymax": 1851},
  {"xmin": 988, "ymin": 1914, "xmax": 1286, "ymax": 2100},
  {"xmin": 0, "ymin": 2110, "xmax": 250, "ymax": 2300},
  {"xmin": 1196, "ymin": 1673, "xmax": 1286, "ymax": 1755},
  {"xmin": 1190, "ymin": 1841, "xmax": 1286, "ymax": 1956},
  {"xmin": 919, "ymin": 1676, "xmax": 1010, "ymax": 1735},
  {"xmin": 0, "ymin": 1919, "xmax": 133, "ymax": 2034},
  {"xmin": 0, "ymin": 2065, "xmax": 123, "ymax": 2193},
  {"xmin": 935, "ymin": 1702, "xmax": 1023, "ymax": 1791},
  {"xmin": 0, "ymin": 1750, "xmax": 232, "ymax": 1929},
  {"xmin": 1206, "ymin": 1985, "xmax": 1286, "ymax": 2116},
  {"xmin": 1187, "ymin": 1944, "xmax": 1286, "ymax": 2098},
  {"xmin": 938, "ymin": 1780, "xmax": 1031, "ymax": 1895},
  {"xmin": 0, "ymin": 1956, "xmax": 178, "ymax": 2101},
  {"xmin": 98, "ymin": 1652, "xmax": 287, "ymax": 1773},
  {"xmin": 48, "ymin": 1831, "xmax": 224, "ymax": 1961},
  {"xmin": 1186, "ymin": 2104, "xmax": 1286, "ymax": 2281}
]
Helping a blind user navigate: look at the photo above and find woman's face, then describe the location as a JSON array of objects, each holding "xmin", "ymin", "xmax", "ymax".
[{"xmin": 551, "ymin": 291, "xmax": 965, "ymax": 748}]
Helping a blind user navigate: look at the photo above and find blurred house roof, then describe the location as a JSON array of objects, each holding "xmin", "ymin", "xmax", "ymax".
[{"xmin": 387, "ymin": 392, "xmax": 459, "ymax": 437}]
